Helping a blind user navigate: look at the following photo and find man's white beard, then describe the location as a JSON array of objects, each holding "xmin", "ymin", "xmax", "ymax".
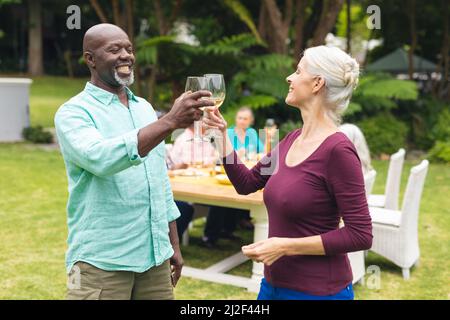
[{"xmin": 114, "ymin": 69, "xmax": 135, "ymax": 87}]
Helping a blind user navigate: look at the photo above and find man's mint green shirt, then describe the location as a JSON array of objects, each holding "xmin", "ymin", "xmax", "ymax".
[{"xmin": 55, "ymin": 82, "xmax": 180, "ymax": 274}]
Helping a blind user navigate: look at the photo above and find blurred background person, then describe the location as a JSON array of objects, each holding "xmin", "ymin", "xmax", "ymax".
[
  {"xmin": 227, "ymin": 106, "xmax": 264, "ymax": 160},
  {"xmin": 167, "ymin": 124, "xmax": 218, "ymax": 170},
  {"xmin": 339, "ymin": 123, "xmax": 373, "ymax": 175}
]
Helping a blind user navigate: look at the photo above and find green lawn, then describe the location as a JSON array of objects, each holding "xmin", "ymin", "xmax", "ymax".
[
  {"xmin": 1, "ymin": 76, "xmax": 448, "ymax": 299},
  {"xmin": 29, "ymin": 76, "xmax": 88, "ymax": 128}
]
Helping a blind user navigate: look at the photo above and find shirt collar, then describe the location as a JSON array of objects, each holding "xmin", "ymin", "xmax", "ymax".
[
  {"xmin": 84, "ymin": 82, "xmax": 138, "ymax": 106},
  {"xmin": 230, "ymin": 126, "xmax": 248, "ymax": 133}
]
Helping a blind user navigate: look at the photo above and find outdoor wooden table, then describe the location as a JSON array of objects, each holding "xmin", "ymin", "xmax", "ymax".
[{"xmin": 169, "ymin": 171, "xmax": 267, "ymax": 293}]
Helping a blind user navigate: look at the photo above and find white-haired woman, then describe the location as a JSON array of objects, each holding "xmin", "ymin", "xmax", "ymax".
[{"xmin": 204, "ymin": 45, "xmax": 373, "ymax": 300}]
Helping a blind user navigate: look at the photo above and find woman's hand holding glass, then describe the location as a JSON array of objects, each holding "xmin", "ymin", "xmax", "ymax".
[
  {"xmin": 203, "ymin": 107, "xmax": 234, "ymax": 158},
  {"xmin": 203, "ymin": 107, "xmax": 227, "ymax": 133}
]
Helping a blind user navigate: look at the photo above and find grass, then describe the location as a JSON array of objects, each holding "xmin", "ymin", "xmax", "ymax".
[
  {"xmin": 1, "ymin": 76, "xmax": 449, "ymax": 299},
  {"xmin": 0, "ymin": 142, "xmax": 448, "ymax": 299},
  {"xmin": 29, "ymin": 76, "xmax": 88, "ymax": 128}
]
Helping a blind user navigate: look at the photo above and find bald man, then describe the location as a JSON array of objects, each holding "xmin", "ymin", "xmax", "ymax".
[{"xmin": 55, "ymin": 24, "xmax": 214, "ymax": 300}]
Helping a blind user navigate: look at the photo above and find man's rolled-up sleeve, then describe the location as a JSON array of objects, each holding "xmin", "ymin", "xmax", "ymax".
[
  {"xmin": 55, "ymin": 105, "xmax": 146, "ymax": 177},
  {"xmin": 123, "ymin": 129, "xmax": 145, "ymax": 166}
]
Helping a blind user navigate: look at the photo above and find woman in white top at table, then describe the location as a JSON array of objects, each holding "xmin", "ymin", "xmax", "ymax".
[{"xmin": 167, "ymin": 125, "xmax": 218, "ymax": 170}]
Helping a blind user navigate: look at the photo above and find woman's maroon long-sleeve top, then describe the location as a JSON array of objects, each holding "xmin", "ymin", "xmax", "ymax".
[{"xmin": 223, "ymin": 129, "xmax": 373, "ymax": 295}]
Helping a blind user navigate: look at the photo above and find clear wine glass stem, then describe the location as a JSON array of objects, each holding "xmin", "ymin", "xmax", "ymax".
[{"xmin": 194, "ymin": 119, "xmax": 202, "ymax": 140}]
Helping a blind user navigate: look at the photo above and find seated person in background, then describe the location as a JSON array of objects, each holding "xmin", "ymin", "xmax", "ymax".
[
  {"xmin": 167, "ymin": 125, "xmax": 218, "ymax": 243},
  {"xmin": 227, "ymin": 106, "xmax": 264, "ymax": 159},
  {"xmin": 167, "ymin": 124, "xmax": 218, "ymax": 170},
  {"xmin": 339, "ymin": 123, "xmax": 373, "ymax": 175}
]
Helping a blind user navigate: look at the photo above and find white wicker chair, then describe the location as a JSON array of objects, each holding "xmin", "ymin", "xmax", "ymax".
[
  {"xmin": 369, "ymin": 148, "xmax": 405, "ymax": 210},
  {"xmin": 369, "ymin": 160, "xmax": 429, "ymax": 280},
  {"xmin": 346, "ymin": 169, "xmax": 377, "ymax": 284},
  {"xmin": 364, "ymin": 169, "xmax": 377, "ymax": 198}
]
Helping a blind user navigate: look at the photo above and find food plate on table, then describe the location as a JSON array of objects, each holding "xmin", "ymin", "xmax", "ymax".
[
  {"xmin": 169, "ymin": 169, "xmax": 208, "ymax": 177},
  {"xmin": 215, "ymin": 174, "xmax": 232, "ymax": 185}
]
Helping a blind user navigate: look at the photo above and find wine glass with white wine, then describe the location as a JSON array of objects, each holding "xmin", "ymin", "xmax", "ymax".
[
  {"xmin": 203, "ymin": 74, "xmax": 226, "ymax": 140},
  {"xmin": 185, "ymin": 76, "xmax": 209, "ymax": 140}
]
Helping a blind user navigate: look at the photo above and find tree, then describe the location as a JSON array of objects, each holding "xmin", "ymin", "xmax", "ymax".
[
  {"xmin": 89, "ymin": 0, "xmax": 108, "ymax": 23},
  {"xmin": 27, "ymin": 0, "xmax": 43, "ymax": 76},
  {"xmin": 311, "ymin": 0, "xmax": 345, "ymax": 46},
  {"xmin": 153, "ymin": 0, "xmax": 183, "ymax": 36},
  {"xmin": 144, "ymin": 0, "xmax": 184, "ymax": 100},
  {"xmin": 293, "ymin": 0, "xmax": 308, "ymax": 58},
  {"xmin": 224, "ymin": 0, "xmax": 346, "ymax": 55},
  {"xmin": 345, "ymin": 0, "xmax": 351, "ymax": 53},
  {"xmin": 258, "ymin": 0, "xmax": 293, "ymax": 54},
  {"xmin": 434, "ymin": 0, "xmax": 449, "ymax": 100},
  {"xmin": 407, "ymin": 0, "xmax": 417, "ymax": 80},
  {"xmin": 223, "ymin": 0, "xmax": 263, "ymax": 43}
]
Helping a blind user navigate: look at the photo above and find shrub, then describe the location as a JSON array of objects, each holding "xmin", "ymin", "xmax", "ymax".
[
  {"xmin": 403, "ymin": 96, "xmax": 447, "ymax": 150},
  {"xmin": 430, "ymin": 108, "xmax": 450, "ymax": 142},
  {"xmin": 428, "ymin": 141, "xmax": 450, "ymax": 163},
  {"xmin": 22, "ymin": 126, "xmax": 53, "ymax": 144},
  {"xmin": 357, "ymin": 113, "xmax": 409, "ymax": 156},
  {"xmin": 279, "ymin": 120, "xmax": 302, "ymax": 140}
]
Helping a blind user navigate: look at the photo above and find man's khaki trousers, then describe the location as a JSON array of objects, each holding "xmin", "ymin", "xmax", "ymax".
[{"xmin": 66, "ymin": 260, "xmax": 174, "ymax": 300}]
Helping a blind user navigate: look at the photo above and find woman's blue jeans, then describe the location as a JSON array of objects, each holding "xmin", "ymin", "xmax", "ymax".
[{"xmin": 257, "ymin": 278, "xmax": 354, "ymax": 300}]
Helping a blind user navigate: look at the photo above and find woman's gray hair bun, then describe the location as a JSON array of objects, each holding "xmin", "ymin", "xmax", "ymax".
[{"xmin": 303, "ymin": 45, "xmax": 360, "ymax": 124}]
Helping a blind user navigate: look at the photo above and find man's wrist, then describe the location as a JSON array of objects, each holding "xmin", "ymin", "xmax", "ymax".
[
  {"xmin": 171, "ymin": 241, "xmax": 181, "ymax": 249},
  {"xmin": 160, "ymin": 114, "xmax": 177, "ymax": 132}
]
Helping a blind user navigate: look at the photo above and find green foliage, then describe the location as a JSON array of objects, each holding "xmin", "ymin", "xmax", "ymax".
[
  {"xmin": 357, "ymin": 74, "xmax": 418, "ymax": 100},
  {"xmin": 429, "ymin": 143, "xmax": 450, "ymax": 164},
  {"xmin": 430, "ymin": 108, "xmax": 450, "ymax": 142},
  {"xmin": 279, "ymin": 120, "xmax": 302, "ymax": 140},
  {"xmin": 136, "ymin": 31, "xmax": 292, "ymax": 120},
  {"xmin": 227, "ymin": 54, "xmax": 293, "ymax": 113},
  {"xmin": 395, "ymin": 95, "xmax": 450, "ymax": 150},
  {"xmin": 346, "ymin": 73, "xmax": 419, "ymax": 118},
  {"xmin": 136, "ymin": 33, "xmax": 259, "ymax": 68},
  {"xmin": 418, "ymin": 108, "xmax": 450, "ymax": 163},
  {"xmin": 428, "ymin": 141, "xmax": 450, "ymax": 164},
  {"xmin": 136, "ymin": 36, "xmax": 177, "ymax": 65},
  {"xmin": 237, "ymin": 95, "xmax": 278, "ymax": 109},
  {"xmin": 234, "ymin": 54, "xmax": 293, "ymax": 99},
  {"xmin": 22, "ymin": 126, "xmax": 53, "ymax": 144},
  {"xmin": 200, "ymin": 33, "xmax": 260, "ymax": 55},
  {"xmin": 0, "ymin": 0, "xmax": 21, "ymax": 7},
  {"xmin": 345, "ymin": 101, "xmax": 363, "ymax": 116},
  {"xmin": 223, "ymin": 0, "xmax": 263, "ymax": 44},
  {"xmin": 357, "ymin": 113, "xmax": 409, "ymax": 156},
  {"xmin": 336, "ymin": 2, "xmax": 371, "ymax": 40}
]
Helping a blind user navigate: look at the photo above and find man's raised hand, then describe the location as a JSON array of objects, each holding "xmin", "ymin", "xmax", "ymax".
[{"xmin": 164, "ymin": 90, "xmax": 214, "ymax": 129}]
